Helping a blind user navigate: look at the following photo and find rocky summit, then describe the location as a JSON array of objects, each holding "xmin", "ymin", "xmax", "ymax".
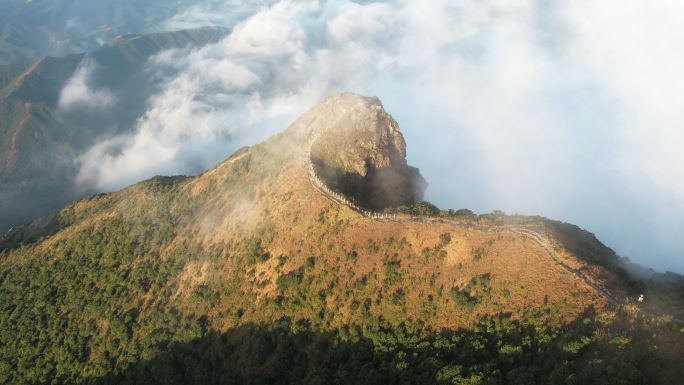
[{"xmin": 308, "ymin": 94, "xmax": 426, "ymax": 209}]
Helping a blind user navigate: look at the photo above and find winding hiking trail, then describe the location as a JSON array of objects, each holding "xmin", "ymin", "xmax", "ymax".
[
  {"xmin": 303, "ymin": 126, "xmax": 631, "ymax": 311},
  {"xmin": 4, "ymin": 102, "xmax": 30, "ymax": 172},
  {"xmin": 306, "ymin": 147, "xmax": 684, "ymax": 324},
  {"xmin": 509, "ymin": 227, "xmax": 619, "ymax": 305}
]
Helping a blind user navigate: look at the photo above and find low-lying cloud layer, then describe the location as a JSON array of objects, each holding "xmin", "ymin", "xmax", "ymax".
[
  {"xmin": 75, "ymin": 0, "xmax": 684, "ymax": 273},
  {"xmin": 59, "ymin": 60, "xmax": 115, "ymax": 110}
]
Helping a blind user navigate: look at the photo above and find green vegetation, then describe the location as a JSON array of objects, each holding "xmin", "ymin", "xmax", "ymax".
[
  {"xmin": 1, "ymin": 202, "xmax": 683, "ymax": 384},
  {"xmin": 448, "ymin": 208, "xmax": 477, "ymax": 219},
  {"xmin": 245, "ymin": 238, "xmax": 270, "ymax": 266},
  {"xmin": 2, "ymin": 251, "xmax": 682, "ymax": 385},
  {"xmin": 383, "ymin": 257, "xmax": 404, "ymax": 287},
  {"xmin": 473, "ymin": 246, "xmax": 486, "ymax": 261},
  {"xmin": 0, "ymin": 217, "xmax": 200, "ymax": 384},
  {"xmin": 439, "ymin": 232, "xmax": 452, "ymax": 246},
  {"xmin": 451, "ymin": 274, "xmax": 492, "ymax": 311},
  {"xmin": 388, "ymin": 201, "xmax": 440, "ymax": 216}
]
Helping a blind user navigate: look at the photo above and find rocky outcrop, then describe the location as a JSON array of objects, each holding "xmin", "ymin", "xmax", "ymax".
[{"xmin": 307, "ymin": 93, "xmax": 426, "ymax": 210}]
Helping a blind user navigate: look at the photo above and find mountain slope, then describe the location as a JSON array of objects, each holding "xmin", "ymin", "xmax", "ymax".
[
  {"xmin": 0, "ymin": 26, "xmax": 229, "ymax": 233},
  {"xmin": 0, "ymin": 94, "xmax": 682, "ymax": 384}
]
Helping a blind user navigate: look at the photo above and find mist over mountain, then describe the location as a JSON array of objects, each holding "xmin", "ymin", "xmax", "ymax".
[
  {"xmin": 1, "ymin": 2, "xmax": 683, "ymax": 383},
  {"xmin": 0, "ymin": 27, "xmax": 229, "ymax": 232},
  {"xmin": 1, "ymin": 1, "xmax": 682, "ymax": 274}
]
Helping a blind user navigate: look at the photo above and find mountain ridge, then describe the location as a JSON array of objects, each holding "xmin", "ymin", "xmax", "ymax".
[
  {"xmin": 0, "ymin": 93, "xmax": 649, "ymax": 317},
  {"xmin": 1, "ymin": 93, "xmax": 682, "ymax": 384}
]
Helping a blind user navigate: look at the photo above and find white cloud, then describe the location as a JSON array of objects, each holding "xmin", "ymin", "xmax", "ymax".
[
  {"xmin": 76, "ymin": 1, "xmax": 330, "ymax": 190},
  {"xmin": 560, "ymin": 0, "xmax": 684, "ymax": 214},
  {"xmin": 58, "ymin": 59, "xmax": 115, "ymax": 110},
  {"xmin": 76, "ymin": 0, "xmax": 684, "ymax": 272}
]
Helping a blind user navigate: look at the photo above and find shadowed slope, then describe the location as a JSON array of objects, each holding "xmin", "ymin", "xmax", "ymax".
[{"xmin": 74, "ymin": 308, "xmax": 683, "ymax": 385}]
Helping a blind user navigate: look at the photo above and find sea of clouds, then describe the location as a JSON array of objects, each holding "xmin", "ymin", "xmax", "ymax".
[{"xmin": 68, "ymin": 0, "xmax": 684, "ymax": 273}]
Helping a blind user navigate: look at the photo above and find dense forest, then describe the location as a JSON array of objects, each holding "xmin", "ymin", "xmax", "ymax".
[{"xmin": 1, "ymin": 190, "xmax": 682, "ymax": 384}]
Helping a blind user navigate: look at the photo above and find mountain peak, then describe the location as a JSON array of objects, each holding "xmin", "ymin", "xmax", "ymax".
[{"xmin": 291, "ymin": 92, "xmax": 426, "ymax": 209}]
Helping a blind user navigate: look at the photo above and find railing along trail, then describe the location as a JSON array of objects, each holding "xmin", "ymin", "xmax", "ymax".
[{"xmin": 302, "ymin": 129, "xmax": 632, "ymax": 309}]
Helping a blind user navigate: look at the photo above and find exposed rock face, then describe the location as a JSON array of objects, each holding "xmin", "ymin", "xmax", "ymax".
[{"xmin": 308, "ymin": 93, "xmax": 426, "ymax": 209}]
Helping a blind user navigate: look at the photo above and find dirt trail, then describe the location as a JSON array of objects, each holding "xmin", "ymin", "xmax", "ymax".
[
  {"xmin": 4, "ymin": 102, "xmax": 30, "ymax": 172},
  {"xmin": 508, "ymin": 227, "xmax": 620, "ymax": 305}
]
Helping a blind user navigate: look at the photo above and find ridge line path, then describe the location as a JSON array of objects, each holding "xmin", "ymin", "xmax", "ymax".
[
  {"xmin": 508, "ymin": 227, "xmax": 619, "ymax": 305},
  {"xmin": 304, "ymin": 129, "xmax": 621, "ymax": 307},
  {"xmin": 304, "ymin": 124, "xmax": 684, "ymax": 323},
  {"xmin": 310, "ymin": 173, "xmax": 684, "ymax": 323}
]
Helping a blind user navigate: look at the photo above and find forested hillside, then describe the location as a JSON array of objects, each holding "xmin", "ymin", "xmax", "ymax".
[{"xmin": 1, "ymin": 94, "xmax": 682, "ymax": 384}]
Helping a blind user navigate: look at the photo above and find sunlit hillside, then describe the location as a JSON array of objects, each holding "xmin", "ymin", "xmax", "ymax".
[{"xmin": 1, "ymin": 94, "xmax": 682, "ymax": 384}]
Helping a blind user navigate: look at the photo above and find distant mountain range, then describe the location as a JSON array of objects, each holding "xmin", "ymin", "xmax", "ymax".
[{"xmin": 0, "ymin": 26, "xmax": 229, "ymax": 233}]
